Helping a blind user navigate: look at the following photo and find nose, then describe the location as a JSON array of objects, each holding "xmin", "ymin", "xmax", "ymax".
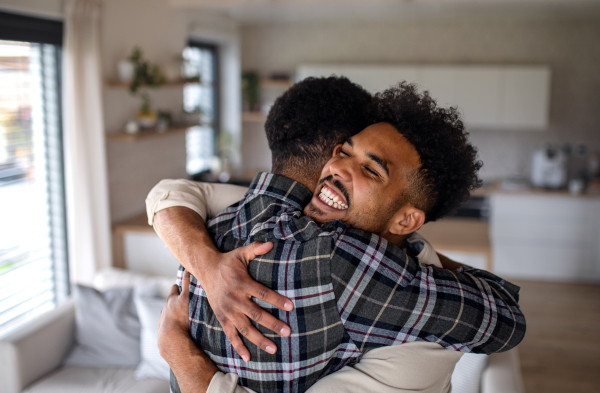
[{"xmin": 329, "ymin": 156, "xmax": 352, "ymax": 182}]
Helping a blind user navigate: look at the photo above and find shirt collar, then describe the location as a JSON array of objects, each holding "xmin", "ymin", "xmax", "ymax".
[{"xmin": 246, "ymin": 172, "xmax": 314, "ymax": 210}]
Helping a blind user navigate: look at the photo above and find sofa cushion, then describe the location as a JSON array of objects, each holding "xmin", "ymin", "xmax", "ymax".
[
  {"xmin": 93, "ymin": 267, "xmax": 174, "ymax": 298},
  {"xmin": 134, "ymin": 284, "xmax": 171, "ymax": 381},
  {"xmin": 22, "ymin": 366, "xmax": 169, "ymax": 393},
  {"xmin": 451, "ymin": 353, "xmax": 489, "ymax": 393},
  {"xmin": 63, "ymin": 285, "xmax": 140, "ymax": 367}
]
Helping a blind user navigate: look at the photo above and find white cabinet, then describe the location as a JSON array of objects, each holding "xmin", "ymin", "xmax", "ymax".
[
  {"xmin": 451, "ymin": 67, "xmax": 503, "ymax": 128},
  {"xmin": 297, "ymin": 64, "xmax": 551, "ymax": 130},
  {"xmin": 298, "ymin": 64, "xmax": 419, "ymax": 94},
  {"xmin": 501, "ymin": 67, "xmax": 551, "ymax": 130},
  {"xmin": 490, "ymin": 193, "xmax": 600, "ymax": 282}
]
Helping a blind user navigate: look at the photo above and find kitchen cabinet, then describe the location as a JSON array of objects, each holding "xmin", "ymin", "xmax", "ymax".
[
  {"xmin": 490, "ymin": 193, "xmax": 600, "ymax": 282},
  {"xmin": 501, "ymin": 67, "xmax": 551, "ymax": 129},
  {"xmin": 297, "ymin": 64, "xmax": 551, "ymax": 130}
]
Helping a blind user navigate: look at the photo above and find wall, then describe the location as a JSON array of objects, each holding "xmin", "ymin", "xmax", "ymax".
[
  {"xmin": 240, "ymin": 15, "xmax": 600, "ymax": 182},
  {"xmin": 102, "ymin": 0, "xmax": 240, "ymax": 223}
]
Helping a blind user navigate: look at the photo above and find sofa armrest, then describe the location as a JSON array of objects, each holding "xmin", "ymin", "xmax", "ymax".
[
  {"xmin": 481, "ymin": 348, "xmax": 525, "ymax": 393},
  {"xmin": 0, "ymin": 299, "xmax": 76, "ymax": 393}
]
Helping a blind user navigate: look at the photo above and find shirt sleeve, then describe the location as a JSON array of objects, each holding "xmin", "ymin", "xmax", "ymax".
[
  {"xmin": 145, "ymin": 179, "xmax": 248, "ymax": 226},
  {"xmin": 207, "ymin": 372, "xmax": 257, "ymax": 393},
  {"xmin": 208, "ymin": 342, "xmax": 460, "ymax": 393},
  {"xmin": 330, "ymin": 228, "xmax": 526, "ymax": 356}
]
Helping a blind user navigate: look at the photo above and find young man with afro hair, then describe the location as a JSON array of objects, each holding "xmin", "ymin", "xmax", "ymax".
[{"xmin": 148, "ymin": 79, "xmax": 525, "ymax": 393}]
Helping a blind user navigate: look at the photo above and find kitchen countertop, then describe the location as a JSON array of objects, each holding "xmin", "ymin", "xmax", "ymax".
[
  {"xmin": 113, "ymin": 214, "xmax": 493, "ymax": 269},
  {"xmin": 472, "ymin": 183, "xmax": 600, "ymax": 199}
]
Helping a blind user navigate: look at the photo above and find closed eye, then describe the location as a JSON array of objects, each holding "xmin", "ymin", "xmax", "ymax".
[{"xmin": 364, "ymin": 166, "xmax": 380, "ymax": 178}]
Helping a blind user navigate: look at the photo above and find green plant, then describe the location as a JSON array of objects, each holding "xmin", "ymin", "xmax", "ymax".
[
  {"xmin": 242, "ymin": 71, "xmax": 260, "ymax": 111},
  {"xmin": 139, "ymin": 93, "xmax": 151, "ymax": 114},
  {"xmin": 128, "ymin": 47, "xmax": 165, "ymax": 94}
]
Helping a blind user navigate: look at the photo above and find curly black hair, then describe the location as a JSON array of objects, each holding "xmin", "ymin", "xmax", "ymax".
[
  {"xmin": 265, "ymin": 76, "xmax": 372, "ymax": 180},
  {"xmin": 372, "ymin": 82, "xmax": 482, "ymax": 223}
]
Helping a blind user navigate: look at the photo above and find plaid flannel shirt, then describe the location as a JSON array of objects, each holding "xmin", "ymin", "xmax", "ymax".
[{"xmin": 172, "ymin": 172, "xmax": 525, "ymax": 393}]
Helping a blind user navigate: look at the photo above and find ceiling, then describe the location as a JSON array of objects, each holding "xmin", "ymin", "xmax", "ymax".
[{"xmin": 169, "ymin": 0, "xmax": 600, "ymax": 23}]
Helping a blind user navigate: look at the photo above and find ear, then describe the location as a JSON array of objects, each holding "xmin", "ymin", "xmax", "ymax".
[
  {"xmin": 331, "ymin": 144, "xmax": 344, "ymax": 157},
  {"xmin": 387, "ymin": 204, "xmax": 426, "ymax": 237}
]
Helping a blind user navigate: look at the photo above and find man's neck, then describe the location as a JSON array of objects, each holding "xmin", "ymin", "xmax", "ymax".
[
  {"xmin": 380, "ymin": 232, "xmax": 410, "ymax": 249},
  {"xmin": 271, "ymin": 169, "xmax": 317, "ymax": 192}
]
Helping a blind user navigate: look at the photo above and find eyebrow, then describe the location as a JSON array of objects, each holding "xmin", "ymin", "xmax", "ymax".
[
  {"xmin": 345, "ymin": 137, "xmax": 354, "ymax": 147},
  {"xmin": 366, "ymin": 152, "xmax": 389, "ymax": 176}
]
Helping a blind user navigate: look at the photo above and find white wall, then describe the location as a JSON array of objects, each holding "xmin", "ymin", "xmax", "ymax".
[
  {"xmin": 240, "ymin": 15, "xmax": 600, "ymax": 182},
  {"xmin": 101, "ymin": 0, "xmax": 240, "ymax": 223}
]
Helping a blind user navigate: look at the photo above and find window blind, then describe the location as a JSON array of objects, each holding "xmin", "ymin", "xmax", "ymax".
[{"xmin": 0, "ymin": 36, "xmax": 68, "ymax": 331}]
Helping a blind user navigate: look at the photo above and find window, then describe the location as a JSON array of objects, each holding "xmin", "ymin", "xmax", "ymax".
[
  {"xmin": 182, "ymin": 40, "xmax": 220, "ymax": 176},
  {"xmin": 0, "ymin": 12, "xmax": 68, "ymax": 331}
]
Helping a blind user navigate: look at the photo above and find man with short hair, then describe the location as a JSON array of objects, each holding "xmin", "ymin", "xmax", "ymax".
[{"xmin": 148, "ymin": 79, "xmax": 525, "ymax": 393}]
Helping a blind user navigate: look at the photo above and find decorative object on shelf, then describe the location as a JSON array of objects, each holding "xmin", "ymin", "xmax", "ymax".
[
  {"xmin": 242, "ymin": 71, "xmax": 260, "ymax": 112},
  {"xmin": 121, "ymin": 47, "xmax": 166, "ymax": 129},
  {"xmin": 124, "ymin": 121, "xmax": 139, "ymax": 135},
  {"xmin": 156, "ymin": 111, "xmax": 173, "ymax": 132},
  {"xmin": 118, "ymin": 60, "xmax": 135, "ymax": 83},
  {"xmin": 136, "ymin": 93, "xmax": 157, "ymax": 129},
  {"xmin": 128, "ymin": 47, "xmax": 166, "ymax": 94}
]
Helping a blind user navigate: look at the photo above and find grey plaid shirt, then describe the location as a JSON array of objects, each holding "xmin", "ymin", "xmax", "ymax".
[{"xmin": 173, "ymin": 172, "xmax": 525, "ymax": 393}]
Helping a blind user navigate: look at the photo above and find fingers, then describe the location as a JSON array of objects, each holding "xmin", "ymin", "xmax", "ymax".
[
  {"xmin": 181, "ymin": 270, "xmax": 191, "ymax": 297},
  {"xmin": 244, "ymin": 302, "xmax": 291, "ymax": 337},
  {"xmin": 252, "ymin": 241, "xmax": 274, "ymax": 256},
  {"xmin": 232, "ymin": 318, "xmax": 278, "ymax": 356},
  {"xmin": 250, "ymin": 282, "xmax": 294, "ymax": 312},
  {"xmin": 168, "ymin": 284, "xmax": 180, "ymax": 297},
  {"xmin": 239, "ymin": 241, "xmax": 274, "ymax": 265},
  {"xmin": 222, "ymin": 323, "xmax": 251, "ymax": 363}
]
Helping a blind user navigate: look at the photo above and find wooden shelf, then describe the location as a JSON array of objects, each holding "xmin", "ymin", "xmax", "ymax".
[
  {"xmin": 105, "ymin": 79, "xmax": 202, "ymax": 88},
  {"xmin": 106, "ymin": 124, "xmax": 199, "ymax": 142},
  {"xmin": 260, "ymin": 78, "xmax": 292, "ymax": 89},
  {"xmin": 242, "ymin": 112, "xmax": 267, "ymax": 123}
]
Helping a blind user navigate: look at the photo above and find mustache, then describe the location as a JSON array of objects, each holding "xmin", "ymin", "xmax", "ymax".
[{"xmin": 318, "ymin": 175, "xmax": 351, "ymax": 207}]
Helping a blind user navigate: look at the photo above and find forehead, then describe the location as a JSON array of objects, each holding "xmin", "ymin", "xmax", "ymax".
[{"xmin": 350, "ymin": 122, "xmax": 421, "ymax": 177}]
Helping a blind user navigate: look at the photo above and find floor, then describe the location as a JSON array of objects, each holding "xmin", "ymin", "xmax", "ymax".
[{"xmin": 512, "ymin": 279, "xmax": 600, "ymax": 393}]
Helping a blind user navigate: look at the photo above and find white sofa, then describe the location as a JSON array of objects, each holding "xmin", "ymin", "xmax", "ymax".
[{"xmin": 0, "ymin": 267, "xmax": 525, "ymax": 393}]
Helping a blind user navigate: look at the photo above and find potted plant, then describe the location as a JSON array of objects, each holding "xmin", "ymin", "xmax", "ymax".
[{"xmin": 127, "ymin": 47, "xmax": 165, "ymax": 128}]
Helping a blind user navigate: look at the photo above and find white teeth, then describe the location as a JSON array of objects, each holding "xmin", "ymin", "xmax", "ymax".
[{"xmin": 318, "ymin": 186, "xmax": 348, "ymax": 210}]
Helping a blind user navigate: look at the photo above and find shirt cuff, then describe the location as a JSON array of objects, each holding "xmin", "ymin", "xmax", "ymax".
[
  {"xmin": 207, "ymin": 371, "xmax": 252, "ymax": 393},
  {"xmin": 145, "ymin": 190, "xmax": 208, "ymax": 226}
]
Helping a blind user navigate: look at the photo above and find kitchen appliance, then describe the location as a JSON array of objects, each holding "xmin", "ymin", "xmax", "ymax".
[{"xmin": 531, "ymin": 145, "xmax": 568, "ymax": 189}]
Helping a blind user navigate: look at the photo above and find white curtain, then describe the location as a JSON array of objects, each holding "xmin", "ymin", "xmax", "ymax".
[{"xmin": 63, "ymin": 0, "xmax": 111, "ymax": 284}]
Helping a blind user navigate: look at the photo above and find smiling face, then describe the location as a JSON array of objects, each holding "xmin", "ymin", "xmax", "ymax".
[{"xmin": 304, "ymin": 122, "xmax": 423, "ymax": 236}]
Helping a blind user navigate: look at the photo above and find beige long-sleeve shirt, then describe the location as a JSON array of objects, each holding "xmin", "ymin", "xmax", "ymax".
[{"xmin": 146, "ymin": 179, "xmax": 462, "ymax": 393}]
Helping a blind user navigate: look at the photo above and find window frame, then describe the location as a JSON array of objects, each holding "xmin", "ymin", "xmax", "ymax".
[
  {"xmin": 186, "ymin": 39, "xmax": 221, "ymax": 153},
  {"xmin": 0, "ymin": 10, "xmax": 69, "ymax": 329}
]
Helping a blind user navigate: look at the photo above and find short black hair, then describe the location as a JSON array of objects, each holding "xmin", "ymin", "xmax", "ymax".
[
  {"xmin": 265, "ymin": 76, "xmax": 372, "ymax": 179},
  {"xmin": 372, "ymin": 82, "xmax": 482, "ymax": 223}
]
